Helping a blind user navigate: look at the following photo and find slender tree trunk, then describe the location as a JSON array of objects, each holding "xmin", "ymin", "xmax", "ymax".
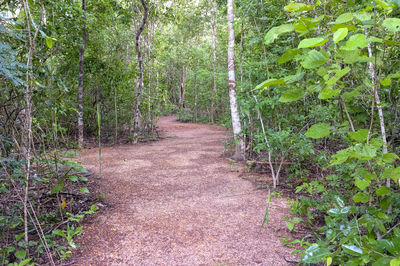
[
  {"xmin": 227, "ymin": 0, "xmax": 245, "ymax": 160},
  {"xmin": 193, "ymin": 60, "xmax": 199, "ymax": 122},
  {"xmin": 179, "ymin": 64, "xmax": 186, "ymax": 110},
  {"xmin": 77, "ymin": 0, "xmax": 87, "ymax": 148},
  {"xmin": 210, "ymin": 7, "xmax": 217, "ymax": 123},
  {"xmin": 133, "ymin": 0, "xmax": 148, "ymax": 143},
  {"xmin": 365, "ymin": 28, "xmax": 390, "ymax": 188}
]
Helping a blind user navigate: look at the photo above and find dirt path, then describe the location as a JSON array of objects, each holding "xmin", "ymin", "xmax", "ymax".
[{"xmin": 74, "ymin": 116, "xmax": 294, "ymax": 265}]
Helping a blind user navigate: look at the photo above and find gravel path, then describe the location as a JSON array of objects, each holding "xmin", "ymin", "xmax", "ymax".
[{"xmin": 73, "ymin": 116, "xmax": 293, "ymax": 265}]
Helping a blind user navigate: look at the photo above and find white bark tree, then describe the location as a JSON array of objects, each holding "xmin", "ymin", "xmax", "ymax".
[{"xmin": 227, "ymin": 0, "xmax": 245, "ymax": 160}]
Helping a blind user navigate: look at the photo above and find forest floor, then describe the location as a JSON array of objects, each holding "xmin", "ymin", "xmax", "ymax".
[{"xmin": 70, "ymin": 116, "xmax": 295, "ymax": 265}]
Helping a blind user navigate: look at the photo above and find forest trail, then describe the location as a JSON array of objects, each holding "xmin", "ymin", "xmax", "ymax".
[{"xmin": 73, "ymin": 116, "xmax": 294, "ymax": 265}]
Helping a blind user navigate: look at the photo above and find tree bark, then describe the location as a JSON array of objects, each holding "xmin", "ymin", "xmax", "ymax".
[
  {"xmin": 179, "ymin": 64, "xmax": 186, "ymax": 110},
  {"xmin": 210, "ymin": 6, "xmax": 217, "ymax": 123},
  {"xmin": 133, "ymin": 0, "xmax": 148, "ymax": 143},
  {"xmin": 77, "ymin": 0, "xmax": 87, "ymax": 148},
  {"xmin": 227, "ymin": 0, "xmax": 245, "ymax": 160}
]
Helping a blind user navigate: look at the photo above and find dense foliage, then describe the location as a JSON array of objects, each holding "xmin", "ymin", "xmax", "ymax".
[{"xmin": 1, "ymin": 0, "xmax": 400, "ymax": 264}]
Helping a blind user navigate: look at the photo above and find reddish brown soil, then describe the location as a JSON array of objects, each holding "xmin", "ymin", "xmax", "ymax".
[{"xmin": 72, "ymin": 116, "xmax": 294, "ymax": 265}]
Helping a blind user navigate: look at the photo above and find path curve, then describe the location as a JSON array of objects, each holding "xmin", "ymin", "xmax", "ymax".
[{"xmin": 75, "ymin": 116, "xmax": 293, "ymax": 265}]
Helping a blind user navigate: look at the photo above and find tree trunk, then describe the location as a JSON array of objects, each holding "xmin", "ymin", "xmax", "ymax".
[
  {"xmin": 77, "ymin": 0, "xmax": 87, "ymax": 148},
  {"xmin": 210, "ymin": 7, "xmax": 217, "ymax": 123},
  {"xmin": 179, "ymin": 64, "xmax": 186, "ymax": 111},
  {"xmin": 227, "ymin": 0, "xmax": 245, "ymax": 160},
  {"xmin": 133, "ymin": 0, "xmax": 148, "ymax": 143},
  {"xmin": 193, "ymin": 60, "xmax": 199, "ymax": 122}
]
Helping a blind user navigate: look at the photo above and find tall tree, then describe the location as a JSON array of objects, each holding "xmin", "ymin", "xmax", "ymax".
[
  {"xmin": 132, "ymin": 0, "xmax": 148, "ymax": 143},
  {"xmin": 210, "ymin": 5, "xmax": 217, "ymax": 123},
  {"xmin": 227, "ymin": 0, "xmax": 244, "ymax": 160},
  {"xmin": 77, "ymin": 0, "xmax": 87, "ymax": 147}
]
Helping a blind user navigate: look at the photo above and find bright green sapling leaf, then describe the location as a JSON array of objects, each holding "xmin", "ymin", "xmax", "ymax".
[
  {"xmin": 305, "ymin": 123, "xmax": 331, "ymax": 139},
  {"xmin": 355, "ymin": 177, "xmax": 370, "ymax": 190},
  {"xmin": 353, "ymin": 192, "xmax": 369, "ymax": 203},
  {"xmin": 318, "ymin": 87, "xmax": 340, "ymax": 99},
  {"xmin": 334, "ymin": 13, "xmax": 353, "ymax": 24},
  {"xmin": 265, "ymin": 24, "xmax": 294, "ymax": 45},
  {"xmin": 278, "ymin": 49, "xmax": 301, "ymax": 64},
  {"xmin": 298, "ymin": 37, "xmax": 328, "ymax": 48},
  {"xmin": 301, "ymin": 50, "xmax": 329, "ymax": 69},
  {"xmin": 342, "ymin": 244, "xmax": 363, "ymax": 256},
  {"xmin": 302, "ymin": 244, "xmax": 330, "ymax": 263},
  {"xmin": 279, "ymin": 89, "xmax": 304, "ymax": 103},
  {"xmin": 255, "ymin": 78, "xmax": 285, "ymax": 91},
  {"xmin": 348, "ymin": 129, "xmax": 369, "ymax": 142},
  {"xmin": 284, "ymin": 3, "xmax": 314, "ymax": 12},
  {"xmin": 333, "ymin": 28, "xmax": 348, "ymax": 43},
  {"xmin": 15, "ymin": 249, "xmax": 26, "ymax": 260},
  {"xmin": 376, "ymin": 186, "xmax": 390, "ymax": 196},
  {"xmin": 382, "ymin": 18, "xmax": 400, "ymax": 32},
  {"xmin": 341, "ymin": 34, "xmax": 368, "ymax": 50}
]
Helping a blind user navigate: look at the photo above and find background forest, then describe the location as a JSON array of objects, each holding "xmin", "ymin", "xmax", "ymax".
[{"xmin": 1, "ymin": 0, "xmax": 400, "ymax": 265}]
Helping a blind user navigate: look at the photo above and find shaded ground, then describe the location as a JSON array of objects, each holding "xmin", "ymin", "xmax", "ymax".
[{"xmin": 72, "ymin": 116, "xmax": 294, "ymax": 265}]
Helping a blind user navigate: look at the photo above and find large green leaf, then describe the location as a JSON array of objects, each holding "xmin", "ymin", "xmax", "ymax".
[
  {"xmin": 334, "ymin": 13, "xmax": 353, "ymax": 24},
  {"xmin": 301, "ymin": 50, "xmax": 329, "ymax": 69},
  {"xmin": 279, "ymin": 89, "xmax": 304, "ymax": 103},
  {"xmin": 298, "ymin": 37, "xmax": 328, "ymax": 48},
  {"xmin": 302, "ymin": 244, "xmax": 330, "ymax": 263},
  {"xmin": 355, "ymin": 177, "xmax": 370, "ymax": 190},
  {"xmin": 333, "ymin": 28, "xmax": 348, "ymax": 43},
  {"xmin": 382, "ymin": 18, "xmax": 400, "ymax": 32},
  {"xmin": 305, "ymin": 123, "xmax": 331, "ymax": 139},
  {"xmin": 376, "ymin": 186, "xmax": 390, "ymax": 196},
  {"xmin": 341, "ymin": 34, "xmax": 368, "ymax": 50},
  {"xmin": 326, "ymin": 67, "xmax": 351, "ymax": 86},
  {"xmin": 278, "ymin": 49, "xmax": 301, "ymax": 64},
  {"xmin": 255, "ymin": 78, "xmax": 285, "ymax": 90},
  {"xmin": 353, "ymin": 192, "xmax": 369, "ymax": 203},
  {"xmin": 284, "ymin": 3, "xmax": 314, "ymax": 12},
  {"xmin": 318, "ymin": 88, "xmax": 340, "ymax": 99},
  {"xmin": 348, "ymin": 129, "xmax": 369, "ymax": 142},
  {"xmin": 342, "ymin": 244, "xmax": 363, "ymax": 256},
  {"xmin": 265, "ymin": 24, "xmax": 294, "ymax": 45}
]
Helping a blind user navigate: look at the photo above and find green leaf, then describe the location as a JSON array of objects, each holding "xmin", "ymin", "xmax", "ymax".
[
  {"xmin": 19, "ymin": 258, "xmax": 32, "ymax": 266},
  {"xmin": 353, "ymin": 192, "xmax": 369, "ymax": 203},
  {"xmin": 354, "ymin": 12, "xmax": 372, "ymax": 22},
  {"xmin": 334, "ymin": 13, "xmax": 353, "ymax": 24},
  {"xmin": 341, "ymin": 34, "xmax": 368, "ymax": 50},
  {"xmin": 284, "ymin": 3, "xmax": 314, "ymax": 12},
  {"xmin": 302, "ymin": 244, "xmax": 330, "ymax": 263},
  {"xmin": 255, "ymin": 78, "xmax": 285, "ymax": 90},
  {"xmin": 80, "ymin": 187, "xmax": 90, "ymax": 194},
  {"xmin": 15, "ymin": 250, "xmax": 26, "ymax": 260},
  {"xmin": 298, "ymin": 37, "xmax": 328, "ymax": 48},
  {"xmin": 69, "ymin": 175, "xmax": 79, "ymax": 182},
  {"xmin": 383, "ymin": 153, "xmax": 399, "ymax": 163},
  {"xmin": 278, "ymin": 49, "xmax": 301, "ymax": 64},
  {"xmin": 348, "ymin": 129, "xmax": 369, "ymax": 142},
  {"xmin": 51, "ymin": 184, "xmax": 64, "ymax": 194},
  {"xmin": 355, "ymin": 178, "xmax": 370, "ymax": 190},
  {"xmin": 390, "ymin": 258, "xmax": 400, "ymax": 266},
  {"xmin": 301, "ymin": 50, "xmax": 329, "ymax": 69},
  {"xmin": 326, "ymin": 67, "xmax": 351, "ymax": 86},
  {"xmin": 305, "ymin": 123, "xmax": 330, "ymax": 139},
  {"xmin": 382, "ymin": 18, "xmax": 400, "ymax": 32},
  {"xmin": 342, "ymin": 244, "xmax": 363, "ymax": 256},
  {"xmin": 265, "ymin": 24, "xmax": 295, "ymax": 45},
  {"xmin": 376, "ymin": 186, "xmax": 390, "ymax": 196},
  {"xmin": 45, "ymin": 36, "xmax": 53, "ymax": 48},
  {"xmin": 279, "ymin": 89, "xmax": 304, "ymax": 103},
  {"xmin": 333, "ymin": 28, "xmax": 348, "ymax": 44},
  {"xmin": 318, "ymin": 88, "xmax": 340, "ymax": 99}
]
